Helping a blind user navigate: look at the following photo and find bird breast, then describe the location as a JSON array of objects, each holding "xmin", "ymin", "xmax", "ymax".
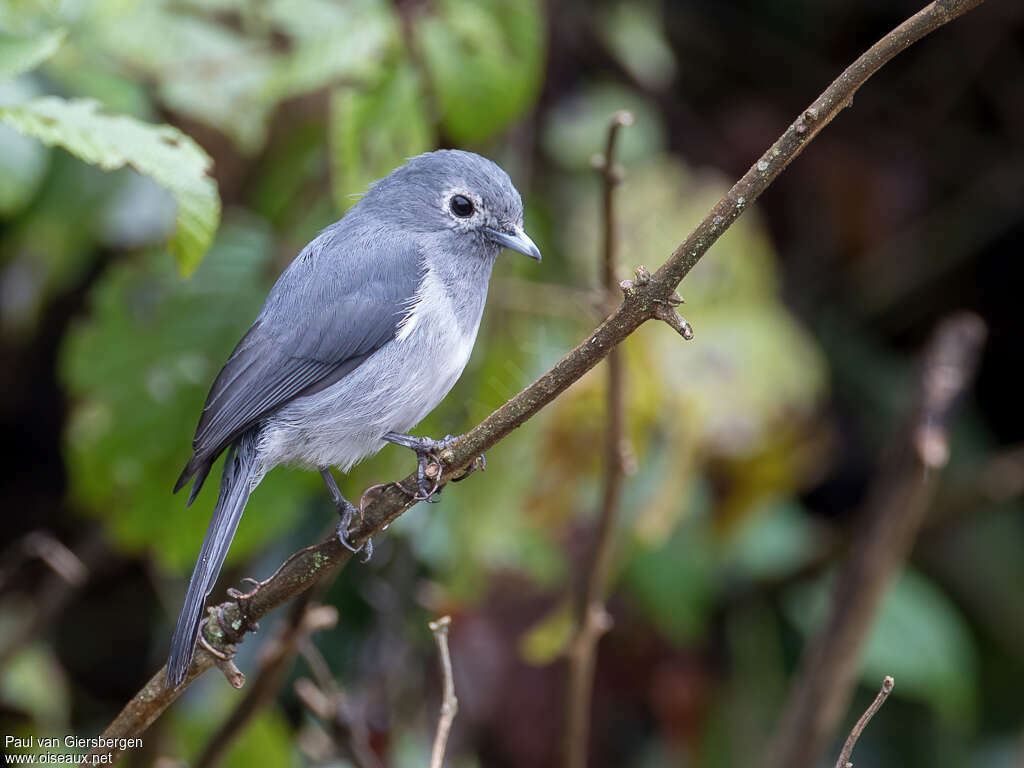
[{"xmin": 258, "ymin": 267, "xmax": 485, "ymax": 472}]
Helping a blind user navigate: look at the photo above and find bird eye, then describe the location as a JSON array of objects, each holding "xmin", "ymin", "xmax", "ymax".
[{"xmin": 449, "ymin": 195, "xmax": 474, "ymax": 218}]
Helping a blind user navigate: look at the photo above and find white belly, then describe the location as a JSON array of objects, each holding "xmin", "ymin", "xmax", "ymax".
[{"xmin": 256, "ymin": 270, "xmax": 481, "ymax": 472}]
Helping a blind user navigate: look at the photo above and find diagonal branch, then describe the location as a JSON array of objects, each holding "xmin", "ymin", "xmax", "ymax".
[{"xmin": 83, "ymin": 1, "xmax": 987, "ymax": 763}]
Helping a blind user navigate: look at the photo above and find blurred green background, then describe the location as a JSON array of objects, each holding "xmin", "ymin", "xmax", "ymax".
[{"xmin": 1, "ymin": 0, "xmax": 1022, "ymax": 766}]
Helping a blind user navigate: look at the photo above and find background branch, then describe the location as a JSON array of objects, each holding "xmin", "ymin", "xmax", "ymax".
[
  {"xmin": 194, "ymin": 595, "xmax": 338, "ymax": 768},
  {"xmin": 563, "ymin": 109, "xmax": 631, "ymax": 768},
  {"xmin": 294, "ymin": 640, "xmax": 381, "ymax": 768},
  {"xmin": 834, "ymin": 676, "xmax": 895, "ymax": 768},
  {"xmin": 428, "ymin": 616, "xmax": 457, "ymax": 768},
  {"xmin": 83, "ymin": 2, "xmax": 986, "ymax": 763},
  {"xmin": 765, "ymin": 312, "xmax": 987, "ymax": 768}
]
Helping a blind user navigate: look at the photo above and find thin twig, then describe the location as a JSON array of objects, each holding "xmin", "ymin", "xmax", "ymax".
[
  {"xmin": 834, "ymin": 676, "xmax": 895, "ymax": 768},
  {"xmin": 293, "ymin": 646, "xmax": 382, "ymax": 768},
  {"xmin": 428, "ymin": 616, "xmax": 458, "ymax": 768},
  {"xmin": 766, "ymin": 313, "xmax": 987, "ymax": 768},
  {"xmin": 563, "ymin": 109, "xmax": 632, "ymax": 768},
  {"xmin": 83, "ymin": 3, "xmax": 987, "ymax": 762},
  {"xmin": 296, "ymin": 637, "xmax": 381, "ymax": 768}
]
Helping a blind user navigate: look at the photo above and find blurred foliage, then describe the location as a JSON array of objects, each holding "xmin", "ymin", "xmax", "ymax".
[
  {"xmin": 61, "ymin": 219, "xmax": 321, "ymax": 569},
  {"xmin": 0, "ymin": 21, "xmax": 219, "ymax": 274},
  {"xmin": 0, "ymin": 97, "xmax": 219, "ymax": 273},
  {"xmin": 786, "ymin": 567, "xmax": 978, "ymax": 722},
  {"xmin": 0, "ymin": 0, "xmax": 1020, "ymax": 766}
]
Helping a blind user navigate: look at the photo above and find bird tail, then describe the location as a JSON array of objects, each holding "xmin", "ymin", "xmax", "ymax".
[{"xmin": 166, "ymin": 429, "xmax": 260, "ymax": 688}]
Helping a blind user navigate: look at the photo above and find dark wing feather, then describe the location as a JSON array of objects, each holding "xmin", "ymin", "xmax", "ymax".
[{"xmin": 175, "ymin": 224, "xmax": 423, "ymax": 501}]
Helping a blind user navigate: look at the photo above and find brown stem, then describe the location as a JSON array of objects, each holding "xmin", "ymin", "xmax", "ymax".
[
  {"xmin": 295, "ymin": 642, "xmax": 382, "ymax": 768},
  {"xmin": 83, "ymin": 3, "xmax": 987, "ymax": 763},
  {"xmin": 563, "ymin": 109, "xmax": 632, "ymax": 768},
  {"xmin": 765, "ymin": 313, "xmax": 987, "ymax": 768},
  {"xmin": 834, "ymin": 676, "xmax": 895, "ymax": 768},
  {"xmin": 428, "ymin": 616, "xmax": 458, "ymax": 768}
]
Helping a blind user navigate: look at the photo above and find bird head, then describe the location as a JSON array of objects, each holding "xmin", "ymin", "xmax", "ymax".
[{"xmin": 363, "ymin": 149, "xmax": 542, "ymax": 263}]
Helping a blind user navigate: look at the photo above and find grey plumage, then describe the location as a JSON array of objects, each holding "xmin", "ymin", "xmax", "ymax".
[{"xmin": 167, "ymin": 150, "xmax": 540, "ymax": 688}]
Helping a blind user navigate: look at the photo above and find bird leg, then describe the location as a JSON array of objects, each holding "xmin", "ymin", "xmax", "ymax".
[
  {"xmin": 319, "ymin": 467, "xmax": 372, "ymax": 561},
  {"xmin": 382, "ymin": 432, "xmax": 463, "ymax": 502}
]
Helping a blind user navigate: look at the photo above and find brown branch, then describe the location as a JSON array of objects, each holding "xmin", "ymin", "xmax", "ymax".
[
  {"xmin": 765, "ymin": 312, "xmax": 987, "ymax": 768},
  {"xmin": 563, "ymin": 109, "xmax": 632, "ymax": 768},
  {"xmin": 428, "ymin": 616, "xmax": 458, "ymax": 768},
  {"xmin": 293, "ymin": 640, "xmax": 382, "ymax": 768},
  {"xmin": 834, "ymin": 676, "xmax": 895, "ymax": 768},
  {"xmin": 84, "ymin": 2, "xmax": 987, "ymax": 763},
  {"xmin": 194, "ymin": 596, "xmax": 338, "ymax": 768}
]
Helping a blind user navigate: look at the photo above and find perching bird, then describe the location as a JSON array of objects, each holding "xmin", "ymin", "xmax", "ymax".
[{"xmin": 167, "ymin": 150, "xmax": 540, "ymax": 688}]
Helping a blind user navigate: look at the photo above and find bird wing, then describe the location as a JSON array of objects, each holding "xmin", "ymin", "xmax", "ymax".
[{"xmin": 175, "ymin": 226, "xmax": 424, "ymax": 501}]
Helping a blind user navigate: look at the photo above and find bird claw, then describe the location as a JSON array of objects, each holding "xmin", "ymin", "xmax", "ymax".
[
  {"xmin": 384, "ymin": 432, "xmax": 459, "ymax": 502},
  {"xmin": 321, "ymin": 467, "xmax": 372, "ymax": 561},
  {"xmin": 451, "ymin": 453, "xmax": 486, "ymax": 482},
  {"xmin": 394, "ymin": 459, "xmax": 443, "ymax": 502},
  {"xmin": 224, "ymin": 583, "xmax": 261, "ymax": 639},
  {"xmin": 336, "ymin": 500, "xmax": 372, "ymax": 562}
]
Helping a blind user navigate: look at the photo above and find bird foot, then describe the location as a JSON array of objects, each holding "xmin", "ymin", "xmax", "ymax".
[
  {"xmin": 336, "ymin": 499, "xmax": 373, "ymax": 562},
  {"xmin": 383, "ymin": 432, "xmax": 462, "ymax": 502},
  {"xmin": 320, "ymin": 467, "xmax": 372, "ymax": 561}
]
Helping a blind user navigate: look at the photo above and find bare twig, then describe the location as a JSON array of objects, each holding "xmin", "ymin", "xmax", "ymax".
[
  {"xmin": 84, "ymin": 3, "xmax": 987, "ymax": 762},
  {"xmin": 766, "ymin": 313, "xmax": 987, "ymax": 768},
  {"xmin": 294, "ymin": 638, "xmax": 381, "ymax": 768},
  {"xmin": 194, "ymin": 595, "xmax": 338, "ymax": 768},
  {"xmin": 563, "ymin": 110, "xmax": 632, "ymax": 768},
  {"xmin": 834, "ymin": 676, "xmax": 895, "ymax": 768},
  {"xmin": 428, "ymin": 616, "xmax": 458, "ymax": 768}
]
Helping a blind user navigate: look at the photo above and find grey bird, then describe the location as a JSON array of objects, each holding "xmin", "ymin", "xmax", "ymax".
[{"xmin": 167, "ymin": 150, "xmax": 540, "ymax": 688}]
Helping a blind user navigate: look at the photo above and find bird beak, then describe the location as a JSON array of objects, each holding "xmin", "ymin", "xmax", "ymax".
[{"xmin": 485, "ymin": 225, "xmax": 542, "ymax": 262}]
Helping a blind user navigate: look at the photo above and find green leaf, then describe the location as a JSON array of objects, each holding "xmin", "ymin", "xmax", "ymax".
[
  {"xmin": 419, "ymin": 0, "xmax": 545, "ymax": 143},
  {"xmin": 0, "ymin": 27, "xmax": 65, "ymax": 81},
  {"xmin": 85, "ymin": 0, "xmax": 394, "ymax": 154},
  {"xmin": 625, "ymin": 510, "xmax": 715, "ymax": 644},
  {"xmin": 722, "ymin": 499, "xmax": 827, "ymax": 581},
  {"xmin": 597, "ymin": 2, "xmax": 676, "ymax": 89},
  {"xmin": 785, "ymin": 568, "xmax": 978, "ymax": 721},
  {"xmin": 0, "ymin": 97, "xmax": 220, "ymax": 274},
  {"xmin": 519, "ymin": 598, "xmax": 573, "ymax": 665},
  {"xmin": 60, "ymin": 220, "xmax": 319, "ymax": 569},
  {"xmin": 329, "ymin": 57, "xmax": 434, "ymax": 210},
  {"xmin": 542, "ymin": 84, "xmax": 666, "ymax": 170},
  {"xmin": 0, "ymin": 78, "xmax": 48, "ymax": 215},
  {"xmin": 0, "ymin": 641, "xmax": 69, "ymax": 730}
]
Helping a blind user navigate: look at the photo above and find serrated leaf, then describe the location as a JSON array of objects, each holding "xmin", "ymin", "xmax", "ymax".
[
  {"xmin": 0, "ymin": 97, "xmax": 220, "ymax": 274},
  {"xmin": 88, "ymin": 0, "xmax": 394, "ymax": 154},
  {"xmin": 0, "ymin": 27, "xmax": 65, "ymax": 81}
]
